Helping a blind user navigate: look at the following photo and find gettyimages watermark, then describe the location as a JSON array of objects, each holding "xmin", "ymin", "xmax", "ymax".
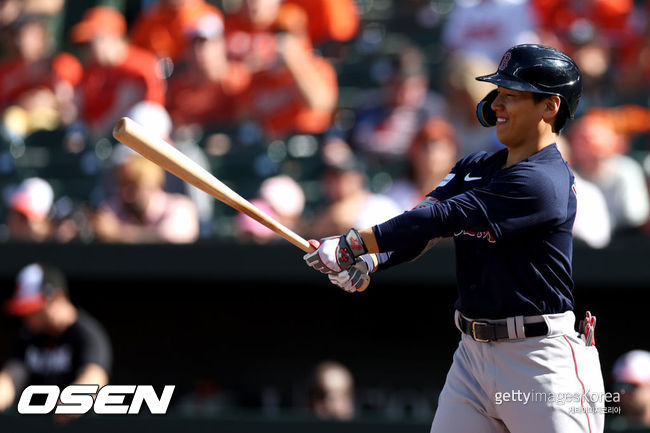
[
  {"xmin": 494, "ymin": 390, "xmax": 622, "ymax": 413},
  {"xmin": 17, "ymin": 384, "xmax": 175, "ymax": 415}
]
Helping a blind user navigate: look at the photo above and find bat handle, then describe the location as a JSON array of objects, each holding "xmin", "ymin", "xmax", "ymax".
[
  {"xmin": 292, "ymin": 236, "xmax": 316, "ymax": 253},
  {"xmin": 305, "ymin": 239, "xmax": 320, "ymax": 253}
]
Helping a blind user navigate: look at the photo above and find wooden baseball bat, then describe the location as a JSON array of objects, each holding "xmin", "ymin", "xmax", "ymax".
[{"xmin": 112, "ymin": 117, "xmax": 315, "ymax": 253}]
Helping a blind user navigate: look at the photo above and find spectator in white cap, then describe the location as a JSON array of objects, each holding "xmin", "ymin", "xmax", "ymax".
[
  {"xmin": 6, "ymin": 177, "xmax": 54, "ymax": 242},
  {"xmin": 120, "ymin": 101, "xmax": 215, "ymax": 234},
  {"xmin": 611, "ymin": 350, "xmax": 650, "ymax": 429}
]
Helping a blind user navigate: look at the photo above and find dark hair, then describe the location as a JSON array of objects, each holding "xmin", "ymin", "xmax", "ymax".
[{"xmin": 532, "ymin": 93, "xmax": 569, "ymax": 133}]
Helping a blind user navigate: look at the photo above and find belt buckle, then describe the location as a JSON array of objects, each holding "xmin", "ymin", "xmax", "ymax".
[{"xmin": 472, "ymin": 321, "xmax": 490, "ymax": 342}]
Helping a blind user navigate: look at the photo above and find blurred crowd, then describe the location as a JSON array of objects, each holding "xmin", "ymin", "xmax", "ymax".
[{"xmin": 1, "ymin": 0, "xmax": 650, "ymax": 248}]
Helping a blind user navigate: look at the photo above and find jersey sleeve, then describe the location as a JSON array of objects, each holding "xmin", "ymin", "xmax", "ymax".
[
  {"xmin": 428, "ymin": 151, "xmax": 489, "ymax": 202},
  {"xmin": 371, "ymin": 152, "xmax": 493, "ymax": 270},
  {"xmin": 373, "ymin": 242, "xmax": 429, "ymax": 271},
  {"xmin": 373, "ymin": 165, "xmax": 569, "ymax": 251}
]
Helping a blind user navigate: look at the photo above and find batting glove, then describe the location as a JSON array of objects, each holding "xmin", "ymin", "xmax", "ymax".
[
  {"xmin": 328, "ymin": 255, "xmax": 374, "ymax": 293},
  {"xmin": 304, "ymin": 229, "xmax": 368, "ymax": 274}
]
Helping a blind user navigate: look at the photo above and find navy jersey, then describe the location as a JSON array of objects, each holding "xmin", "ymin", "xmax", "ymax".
[{"xmin": 372, "ymin": 144, "xmax": 577, "ymax": 319}]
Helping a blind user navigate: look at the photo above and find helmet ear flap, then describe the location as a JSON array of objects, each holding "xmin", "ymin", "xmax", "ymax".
[{"xmin": 477, "ymin": 89, "xmax": 498, "ymax": 127}]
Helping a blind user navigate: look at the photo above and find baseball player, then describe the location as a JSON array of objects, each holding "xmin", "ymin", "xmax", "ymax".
[{"xmin": 305, "ymin": 44, "xmax": 605, "ymax": 433}]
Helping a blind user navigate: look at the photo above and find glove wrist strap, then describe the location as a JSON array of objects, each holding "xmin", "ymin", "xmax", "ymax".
[
  {"xmin": 336, "ymin": 229, "xmax": 368, "ymax": 270},
  {"xmin": 344, "ymin": 228, "xmax": 368, "ymax": 257}
]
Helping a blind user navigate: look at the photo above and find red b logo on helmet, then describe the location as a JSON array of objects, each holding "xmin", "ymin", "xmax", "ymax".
[{"xmin": 499, "ymin": 52, "xmax": 512, "ymax": 71}]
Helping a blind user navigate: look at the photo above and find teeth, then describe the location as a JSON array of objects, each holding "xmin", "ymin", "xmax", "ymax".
[{"xmin": 497, "ymin": 118, "xmax": 507, "ymax": 123}]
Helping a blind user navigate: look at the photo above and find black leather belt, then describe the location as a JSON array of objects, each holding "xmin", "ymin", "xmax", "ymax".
[{"xmin": 458, "ymin": 315, "xmax": 548, "ymax": 342}]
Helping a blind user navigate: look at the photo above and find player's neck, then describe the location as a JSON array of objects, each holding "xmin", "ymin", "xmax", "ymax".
[{"xmin": 504, "ymin": 127, "xmax": 556, "ymax": 168}]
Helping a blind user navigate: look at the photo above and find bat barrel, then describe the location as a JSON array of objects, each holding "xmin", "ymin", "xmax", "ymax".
[{"xmin": 112, "ymin": 117, "xmax": 315, "ymax": 253}]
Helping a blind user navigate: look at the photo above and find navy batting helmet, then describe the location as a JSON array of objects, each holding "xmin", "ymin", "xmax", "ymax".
[{"xmin": 475, "ymin": 44, "xmax": 582, "ymax": 124}]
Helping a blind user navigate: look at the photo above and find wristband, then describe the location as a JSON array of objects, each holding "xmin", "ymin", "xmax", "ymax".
[
  {"xmin": 336, "ymin": 228, "xmax": 368, "ymax": 270},
  {"xmin": 344, "ymin": 228, "xmax": 367, "ymax": 257}
]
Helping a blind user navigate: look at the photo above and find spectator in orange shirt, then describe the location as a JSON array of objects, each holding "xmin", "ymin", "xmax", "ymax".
[
  {"xmin": 0, "ymin": 14, "xmax": 82, "ymax": 137},
  {"xmin": 70, "ymin": 6, "xmax": 166, "ymax": 137},
  {"xmin": 232, "ymin": 2, "xmax": 338, "ymax": 139},
  {"xmin": 129, "ymin": 0, "xmax": 222, "ymax": 62},
  {"xmin": 166, "ymin": 12, "xmax": 250, "ymax": 129}
]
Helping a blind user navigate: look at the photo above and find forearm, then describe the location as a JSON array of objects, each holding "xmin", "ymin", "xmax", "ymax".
[
  {"xmin": 359, "ymin": 227, "xmax": 380, "ymax": 253},
  {"xmin": 305, "ymin": 196, "xmax": 473, "ymax": 277},
  {"xmin": 364, "ymin": 238, "xmax": 440, "ymax": 272},
  {"xmin": 372, "ymin": 206, "xmax": 442, "ymax": 251},
  {"xmin": 356, "ymin": 195, "xmax": 460, "ymax": 261},
  {"xmin": 363, "ymin": 195, "xmax": 487, "ymax": 252}
]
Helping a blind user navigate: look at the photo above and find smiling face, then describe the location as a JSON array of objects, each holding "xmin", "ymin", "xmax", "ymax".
[{"xmin": 490, "ymin": 87, "xmax": 551, "ymax": 149}]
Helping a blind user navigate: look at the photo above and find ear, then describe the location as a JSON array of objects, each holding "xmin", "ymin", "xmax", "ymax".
[{"xmin": 541, "ymin": 95, "xmax": 561, "ymax": 124}]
